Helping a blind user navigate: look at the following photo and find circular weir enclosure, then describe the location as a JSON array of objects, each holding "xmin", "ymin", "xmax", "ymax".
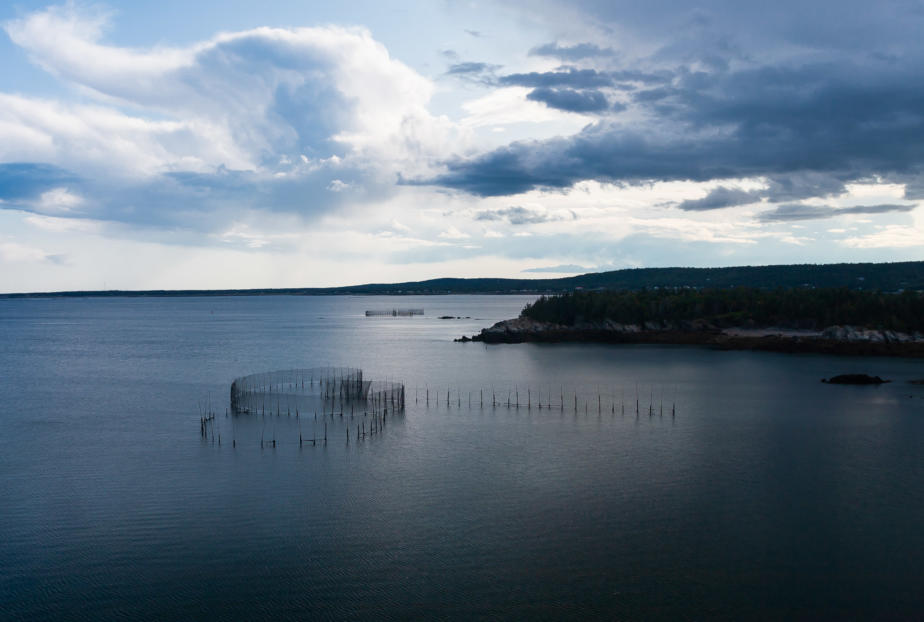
[{"xmin": 230, "ymin": 367, "xmax": 405, "ymax": 415}]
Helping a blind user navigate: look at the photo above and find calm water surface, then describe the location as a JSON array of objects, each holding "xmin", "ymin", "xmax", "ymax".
[{"xmin": 1, "ymin": 295, "xmax": 923, "ymax": 620}]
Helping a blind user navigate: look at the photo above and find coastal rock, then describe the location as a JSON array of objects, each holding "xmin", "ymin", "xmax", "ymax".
[
  {"xmin": 480, "ymin": 317, "xmax": 564, "ymax": 339},
  {"xmin": 458, "ymin": 316, "xmax": 924, "ymax": 356},
  {"xmin": 822, "ymin": 374, "xmax": 890, "ymax": 384},
  {"xmin": 821, "ymin": 325, "xmax": 920, "ymax": 343}
]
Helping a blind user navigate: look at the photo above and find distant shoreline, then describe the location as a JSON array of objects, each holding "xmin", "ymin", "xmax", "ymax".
[
  {"xmin": 458, "ymin": 319, "xmax": 924, "ymax": 357},
  {"xmin": 0, "ymin": 289, "xmax": 542, "ymax": 299},
  {"xmin": 1, "ymin": 260, "xmax": 922, "ymax": 298}
]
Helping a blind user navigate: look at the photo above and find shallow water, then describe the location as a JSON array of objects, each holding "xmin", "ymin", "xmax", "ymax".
[{"xmin": 1, "ymin": 295, "xmax": 923, "ymax": 620}]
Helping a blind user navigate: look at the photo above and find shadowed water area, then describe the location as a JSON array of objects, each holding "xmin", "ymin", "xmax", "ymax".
[{"xmin": 1, "ymin": 295, "xmax": 923, "ymax": 620}]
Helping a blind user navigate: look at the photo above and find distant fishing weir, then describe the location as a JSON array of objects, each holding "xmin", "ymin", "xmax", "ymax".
[{"xmin": 365, "ymin": 308, "xmax": 424, "ymax": 317}]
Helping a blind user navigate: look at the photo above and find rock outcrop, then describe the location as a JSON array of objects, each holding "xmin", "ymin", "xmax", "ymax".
[
  {"xmin": 457, "ymin": 317, "xmax": 924, "ymax": 357},
  {"xmin": 821, "ymin": 325, "xmax": 922, "ymax": 343}
]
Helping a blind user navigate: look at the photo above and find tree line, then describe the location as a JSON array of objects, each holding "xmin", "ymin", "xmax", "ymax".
[{"xmin": 521, "ymin": 287, "xmax": 924, "ymax": 333}]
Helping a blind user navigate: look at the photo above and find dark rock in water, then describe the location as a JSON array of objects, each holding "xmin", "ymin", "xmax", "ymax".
[
  {"xmin": 910, "ymin": 379, "xmax": 924, "ymax": 385},
  {"xmin": 822, "ymin": 374, "xmax": 890, "ymax": 385},
  {"xmin": 454, "ymin": 335, "xmax": 472, "ymax": 342}
]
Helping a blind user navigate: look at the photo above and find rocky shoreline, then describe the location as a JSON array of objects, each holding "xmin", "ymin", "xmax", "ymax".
[{"xmin": 457, "ymin": 317, "xmax": 924, "ymax": 357}]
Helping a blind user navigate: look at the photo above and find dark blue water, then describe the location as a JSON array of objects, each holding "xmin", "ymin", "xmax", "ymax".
[{"xmin": 1, "ymin": 296, "xmax": 923, "ymax": 620}]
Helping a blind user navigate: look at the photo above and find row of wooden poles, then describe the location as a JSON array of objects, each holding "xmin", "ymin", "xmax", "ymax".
[
  {"xmin": 200, "ymin": 399, "xmax": 396, "ymax": 448},
  {"xmin": 413, "ymin": 385, "xmax": 676, "ymax": 418},
  {"xmin": 202, "ymin": 381, "xmax": 676, "ymax": 449}
]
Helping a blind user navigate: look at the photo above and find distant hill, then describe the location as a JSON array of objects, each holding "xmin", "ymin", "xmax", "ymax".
[{"xmin": 1, "ymin": 261, "xmax": 922, "ymax": 298}]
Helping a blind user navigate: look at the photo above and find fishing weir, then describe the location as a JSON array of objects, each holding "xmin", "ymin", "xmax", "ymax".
[
  {"xmin": 200, "ymin": 368, "xmax": 678, "ymax": 450},
  {"xmin": 230, "ymin": 367, "xmax": 405, "ymax": 416},
  {"xmin": 198, "ymin": 367, "xmax": 405, "ymax": 448},
  {"xmin": 365, "ymin": 308, "xmax": 424, "ymax": 317}
]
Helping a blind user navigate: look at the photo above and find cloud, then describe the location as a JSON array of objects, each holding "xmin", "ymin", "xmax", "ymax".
[
  {"xmin": 326, "ymin": 179, "xmax": 352, "ymax": 192},
  {"xmin": 1, "ymin": 5, "xmax": 452, "ymax": 228},
  {"xmin": 676, "ymin": 186, "xmax": 757, "ymax": 211},
  {"xmin": 841, "ymin": 225, "xmax": 924, "ymax": 248},
  {"xmin": 429, "ymin": 57, "xmax": 924, "ymax": 197},
  {"xmin": 525, "ymin": 0, "xmax": 924, "ymax": 58},
  {"xmin": 36, "ymin": 187, "xmax": 83, "ymax": 213},
  {"xmin": 438, "ymin": 226, "xmax": 470, "ymax": 239},
  {"xmin": 0, "ymin": 241, "xmax": 66, "ymax": 264},
  {"xmin": 526, "ymin": 87, "xmax": 609, "ymax": 113},
  {"xmin": 447, "ymin": 62, "xmax": 495, "ymax": 75},
  {"xmin": 24, "ymin": 214, "xmax": 101, "ymax": 233},
  {"xmin": 445, "ymin": 61, "xmax": 500, "ymax": 85},
  {"xmin": 423, "ymin": 2, "xmax": 924, "ymax": 202},
  {"xmin": 529, "ymin": 42, "xmax": 616, "ymax": 60},
  {"xmin": 0, "ymin": 163, "xmax": 79, "ymax": 202},
  {"xmin": 498, "ymin": 68, "xmax": 615, "ymax": 89},
  {"xmin": 757, "ymin": 203, "xmax": 915, "ymax": 222},
  {"xmin": 498, "ymin": 68, "xmax": 667, "ymax": 92},
  {"xmin": 475, "ymin": 205, "xmax": 575, "ymax": 225},
  {"xmin": 758, "ymin": 172, "xmax": 848, "ymax": 203},
  {"xmin": 3, "ymin": 0, "xmax": 924, "ymax": 290},
  {"xmin": 903, "ymin": 177, "xmax": 924, "ymax": 199},
  {"xmin": 675, "ymin": 173, "xmax": 849, "ymax": 212}
]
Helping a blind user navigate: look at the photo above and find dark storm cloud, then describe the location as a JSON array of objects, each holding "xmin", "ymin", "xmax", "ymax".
[
  {"xmin": 423, "ymin": 1, "xmax": 924, "ymax": 202},
  {"xmin": 674, "ymin": 173, "xmax": 854, "ymax": 211},
  {"xmin": 676, "ymin": 186, "xmax": 757, "ymax": 211},
  {"xmin": 526, "ymin": 87, "xmax": 609, "ymax": 112},
  {"xmin": 430, "ymin": 59, "xmax": 924, "ymax": 196},
  {"xmin": 498, "ymin": 68, "xmax": 613, "ymax": 89},
  {"xmin": 527, "ymin": 0, "xmax": 924, "ymax": 54},
  {"xmin": 757, "ymin": 203, "xmax": 915, "ymax": 222},
  {"xmin": 902, "ymin": 177, "xmax": 924, "ymax": 199},
  {"xmin": 632, "ymin": 86, "xmax": 676, "ymax": 102},
  {"xmin": 498, "ymin": 68, "xmax": 667, "ymax": 90},
  {"xmin": 758, "ymin": 173, "xmax": 849, "ymax": 203},
  {"xmin": 529, "ymin": 42, "xmax": 616, "ymax": 60}
]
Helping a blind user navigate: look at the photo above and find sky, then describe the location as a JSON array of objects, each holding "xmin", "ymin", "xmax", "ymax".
[{"xmin": 1, "ymin": 1, "xmax": 923, "ymax": 292}]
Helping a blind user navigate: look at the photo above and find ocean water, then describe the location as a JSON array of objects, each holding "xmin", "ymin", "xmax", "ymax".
[{"xmin": 1, "ymin": 295, "xmax": 923, "ymax": 620}]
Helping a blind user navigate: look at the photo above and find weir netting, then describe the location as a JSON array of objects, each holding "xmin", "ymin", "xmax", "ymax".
[
  {"xmin": 365, "ymin": 308, "xmax": 424, "ymax": 316},
  {"xmin": 230, "ymin": 367, "xmax": 405, "ymax": 415}
]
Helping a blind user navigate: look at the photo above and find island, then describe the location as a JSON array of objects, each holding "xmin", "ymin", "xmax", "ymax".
[{"xmin": 458, "ymin": 287, "xmax": 924, "ymax": 357}]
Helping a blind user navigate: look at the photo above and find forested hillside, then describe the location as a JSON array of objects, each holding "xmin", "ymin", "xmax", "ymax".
[{"xmin": 521, "ymin": 288, "xmax": 924, "ymax": 333}]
